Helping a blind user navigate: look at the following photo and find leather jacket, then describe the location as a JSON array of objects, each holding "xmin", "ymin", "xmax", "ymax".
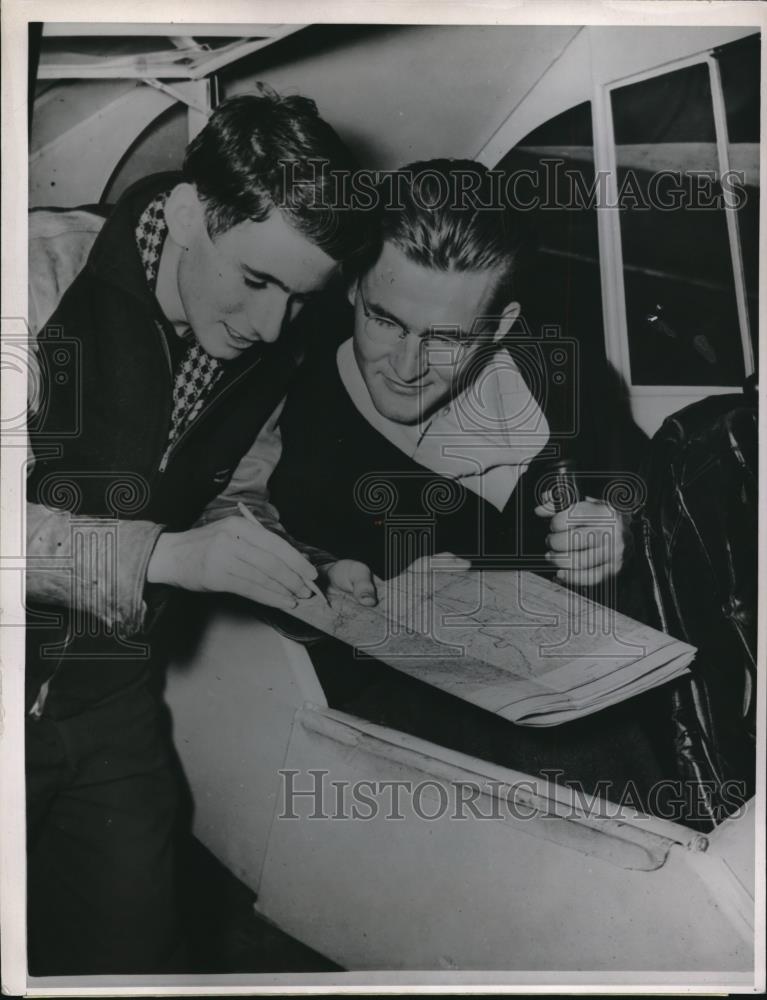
[{"xmin": 638, "ymin": 382, "xmax": 758, "ymax": 829}]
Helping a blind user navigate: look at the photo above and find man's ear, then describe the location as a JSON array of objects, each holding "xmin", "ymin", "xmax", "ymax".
[
  {"xmin": 493, "ymin": 301, "xmax": 521, "ymax": 342},
  {"xmin": 164, "ymin": 183, "xmax": 204, "ymax": 249},
  {"xmin": 346, "ymin": 277, "xmax": 359, "ymax": 307}
]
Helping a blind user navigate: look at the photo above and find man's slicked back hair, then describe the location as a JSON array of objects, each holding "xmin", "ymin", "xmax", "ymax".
[
  {"xmin": 183, "ymin": 84, "xmax": 367, "ymax": 261},
  {"xmin": 374, "ymin": 159, "xmax": 528, "ymax": 303}
]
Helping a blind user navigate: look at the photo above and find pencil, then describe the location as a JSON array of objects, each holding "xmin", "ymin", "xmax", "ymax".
[{"xmin": 236, "ymin": 501, "xmax": 331, "ymax": 608}]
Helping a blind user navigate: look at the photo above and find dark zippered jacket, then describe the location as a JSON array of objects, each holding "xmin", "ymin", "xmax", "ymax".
[{"xmin": 26, "ymin": 172, "xmax": 305, "ymax": 717}]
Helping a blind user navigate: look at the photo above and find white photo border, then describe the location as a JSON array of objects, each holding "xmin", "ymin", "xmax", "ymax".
[{"xmin": 2, "ymin": 1, "xmax": 765, "ymax": 995}]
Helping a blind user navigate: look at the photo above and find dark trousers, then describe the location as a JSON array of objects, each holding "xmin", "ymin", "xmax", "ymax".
[{"xmin": 26, "ymin": 675, "xmax": 184, "ymax": 976}]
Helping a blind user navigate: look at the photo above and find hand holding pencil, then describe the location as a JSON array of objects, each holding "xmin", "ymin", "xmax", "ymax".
[
  {"xmin": 147, "ymin": 505, "xmax": 326, "ymax": 611},
  {"xmin": 147, "ymin": 500, "xmax": 377, "ymax": 611},
  {"xmin": 235, "ymin": 502, "xmax": 330, "ymax": 607},
  {"xmin": 234, "ymin": 503, "xmax": 378, "ymax": 609}
]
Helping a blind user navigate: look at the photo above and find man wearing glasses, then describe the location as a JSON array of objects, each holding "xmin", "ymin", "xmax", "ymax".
[{"xmin": 261, "ymin": 159, "xmax": 664, "ymax": 797}]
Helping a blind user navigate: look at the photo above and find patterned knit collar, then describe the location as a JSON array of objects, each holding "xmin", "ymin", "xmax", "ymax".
[{"xmin": 135, "ymin": 190, "xmax": 171, "ymax": 291}]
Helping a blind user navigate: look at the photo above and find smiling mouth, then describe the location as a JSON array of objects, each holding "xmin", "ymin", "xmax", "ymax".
[
  {"xmin": 224, "ymin": 323, "xmax": 257, "ymax": 348},
  {"xmin": 382, "ymin": 374, "xmax": 428, "ymax": 395}
]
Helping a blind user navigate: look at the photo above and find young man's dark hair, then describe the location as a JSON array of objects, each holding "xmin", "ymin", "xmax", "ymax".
[
  {"xmin": 25, "ymin": 83, "xmax": 376, "ymax": 976},
  {"xmin": 184, "ymin": 85, "xmax": 364, "ymax": 260}
]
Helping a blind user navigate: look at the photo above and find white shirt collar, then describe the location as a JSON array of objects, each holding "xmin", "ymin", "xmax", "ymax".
[{"xmin": 336, "ymin": 338, "xmax": 549, "ymax": 511}]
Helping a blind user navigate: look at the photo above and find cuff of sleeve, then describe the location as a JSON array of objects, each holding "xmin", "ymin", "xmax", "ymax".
[
  {"xmin": 26, "ymin": 510, "xmax": 166, "ymax": 638},
  {"xmin": 122, "ymin": 520, "xmax": 167, "ymax": 635},
  {"xmin": 301, "ymin": 547, "xmax": 339, "ymax": 572}
]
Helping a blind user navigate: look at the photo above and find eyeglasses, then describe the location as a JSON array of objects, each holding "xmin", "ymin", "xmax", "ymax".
[{"xmin": 357, "ymin": 282, "xmax": 471, "ymax": 361}]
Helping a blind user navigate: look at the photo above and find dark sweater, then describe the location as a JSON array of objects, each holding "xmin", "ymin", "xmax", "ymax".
[
  {"xmin": 269, "ymin": 341, "xmax": 667, "ymax": 804},
  {"xmin": 270, "ymin": 341, "xmax": 553, "ymax": 572}
]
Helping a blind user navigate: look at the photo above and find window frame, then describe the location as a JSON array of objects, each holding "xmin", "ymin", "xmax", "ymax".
[
  {"xmin": 476, "ymin": 25, "xmax": 760, "ymax": 436},
  {"xmin": 594, "ymin": 51, "xmax": 756, "ymax": 397}
]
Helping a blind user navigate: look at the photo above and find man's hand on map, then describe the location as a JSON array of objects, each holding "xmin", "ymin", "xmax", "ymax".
[
  {"xmin": 534, "ymin": 497, "xmax": 631, "ymax": 588},
  {"xmin": 399, "ymin": 552, "xmax": 473, "ymax": 603},
  {"xmin": 318, "ymin": 552, "xmax": 471, "ymax": 610},
  {"xmin": 405, "ymin": 552, "xmax": 472, "ymax": 577},
  {"xmin": 321, "ymin": 560, "xmax": 379, "ymax": 606}
]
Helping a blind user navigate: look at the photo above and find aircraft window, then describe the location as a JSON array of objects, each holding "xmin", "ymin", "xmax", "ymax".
[
  {"xmin": 610, "ymin": 61, "xmax": 754, "ymax": 387},
  {"xmin": 610, "ymin": 63, "xmax": 744, "ymax": 386},
  {"xmin": 495, "ymin": 103, "xmax": 610, "ymax": 451}
]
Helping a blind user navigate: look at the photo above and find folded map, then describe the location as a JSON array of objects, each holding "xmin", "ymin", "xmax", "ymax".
[{"xmin": 288, "ymin": 566, "xmax": 695, "ymax": 726}]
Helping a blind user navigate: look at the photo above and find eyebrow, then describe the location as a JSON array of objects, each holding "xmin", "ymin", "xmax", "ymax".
[
  {"xmin": 365, "ymin": 293, "xmax": 466, "ymax": 343},
  {"xmin": 242, "ymin": 264, "xmax": 287, "ymax": 290},
  {"xmin": 242, "ymin": 263, "xmax": 313, "ymax": 300},
  {"xmin": 364, "ymin": 295, "xmax": 409, "ymax": 331}
]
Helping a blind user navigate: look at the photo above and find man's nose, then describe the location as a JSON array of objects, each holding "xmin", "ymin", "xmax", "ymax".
[
  {"xmin": 391, "ymin": 333, "xmax": 427, "ymax": 381},
  {"xmin": 246, "ymin": 289, "xmax": 290, "ymax": 344}
]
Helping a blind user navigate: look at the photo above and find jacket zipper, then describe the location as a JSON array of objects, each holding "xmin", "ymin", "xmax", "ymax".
[
  {"xmin": 28, "ymin": 632, "xmax": 71, "ymax": 720},
  {"xmin": 156, "ymin": 354, "xmax": 264, "ymax": 474},
  {"xmin": 157, "ymin": 318, "xmax": 173, "ymax": 378}
]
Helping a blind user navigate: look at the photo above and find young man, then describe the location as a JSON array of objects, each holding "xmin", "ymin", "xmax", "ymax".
[
  {"xmin": 25, "ymin": 88, "xmax": 373, "ymax": 975},
  {"xmin": 266, "ymin": 159, "xmax": 666, "ymax": 800}
]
